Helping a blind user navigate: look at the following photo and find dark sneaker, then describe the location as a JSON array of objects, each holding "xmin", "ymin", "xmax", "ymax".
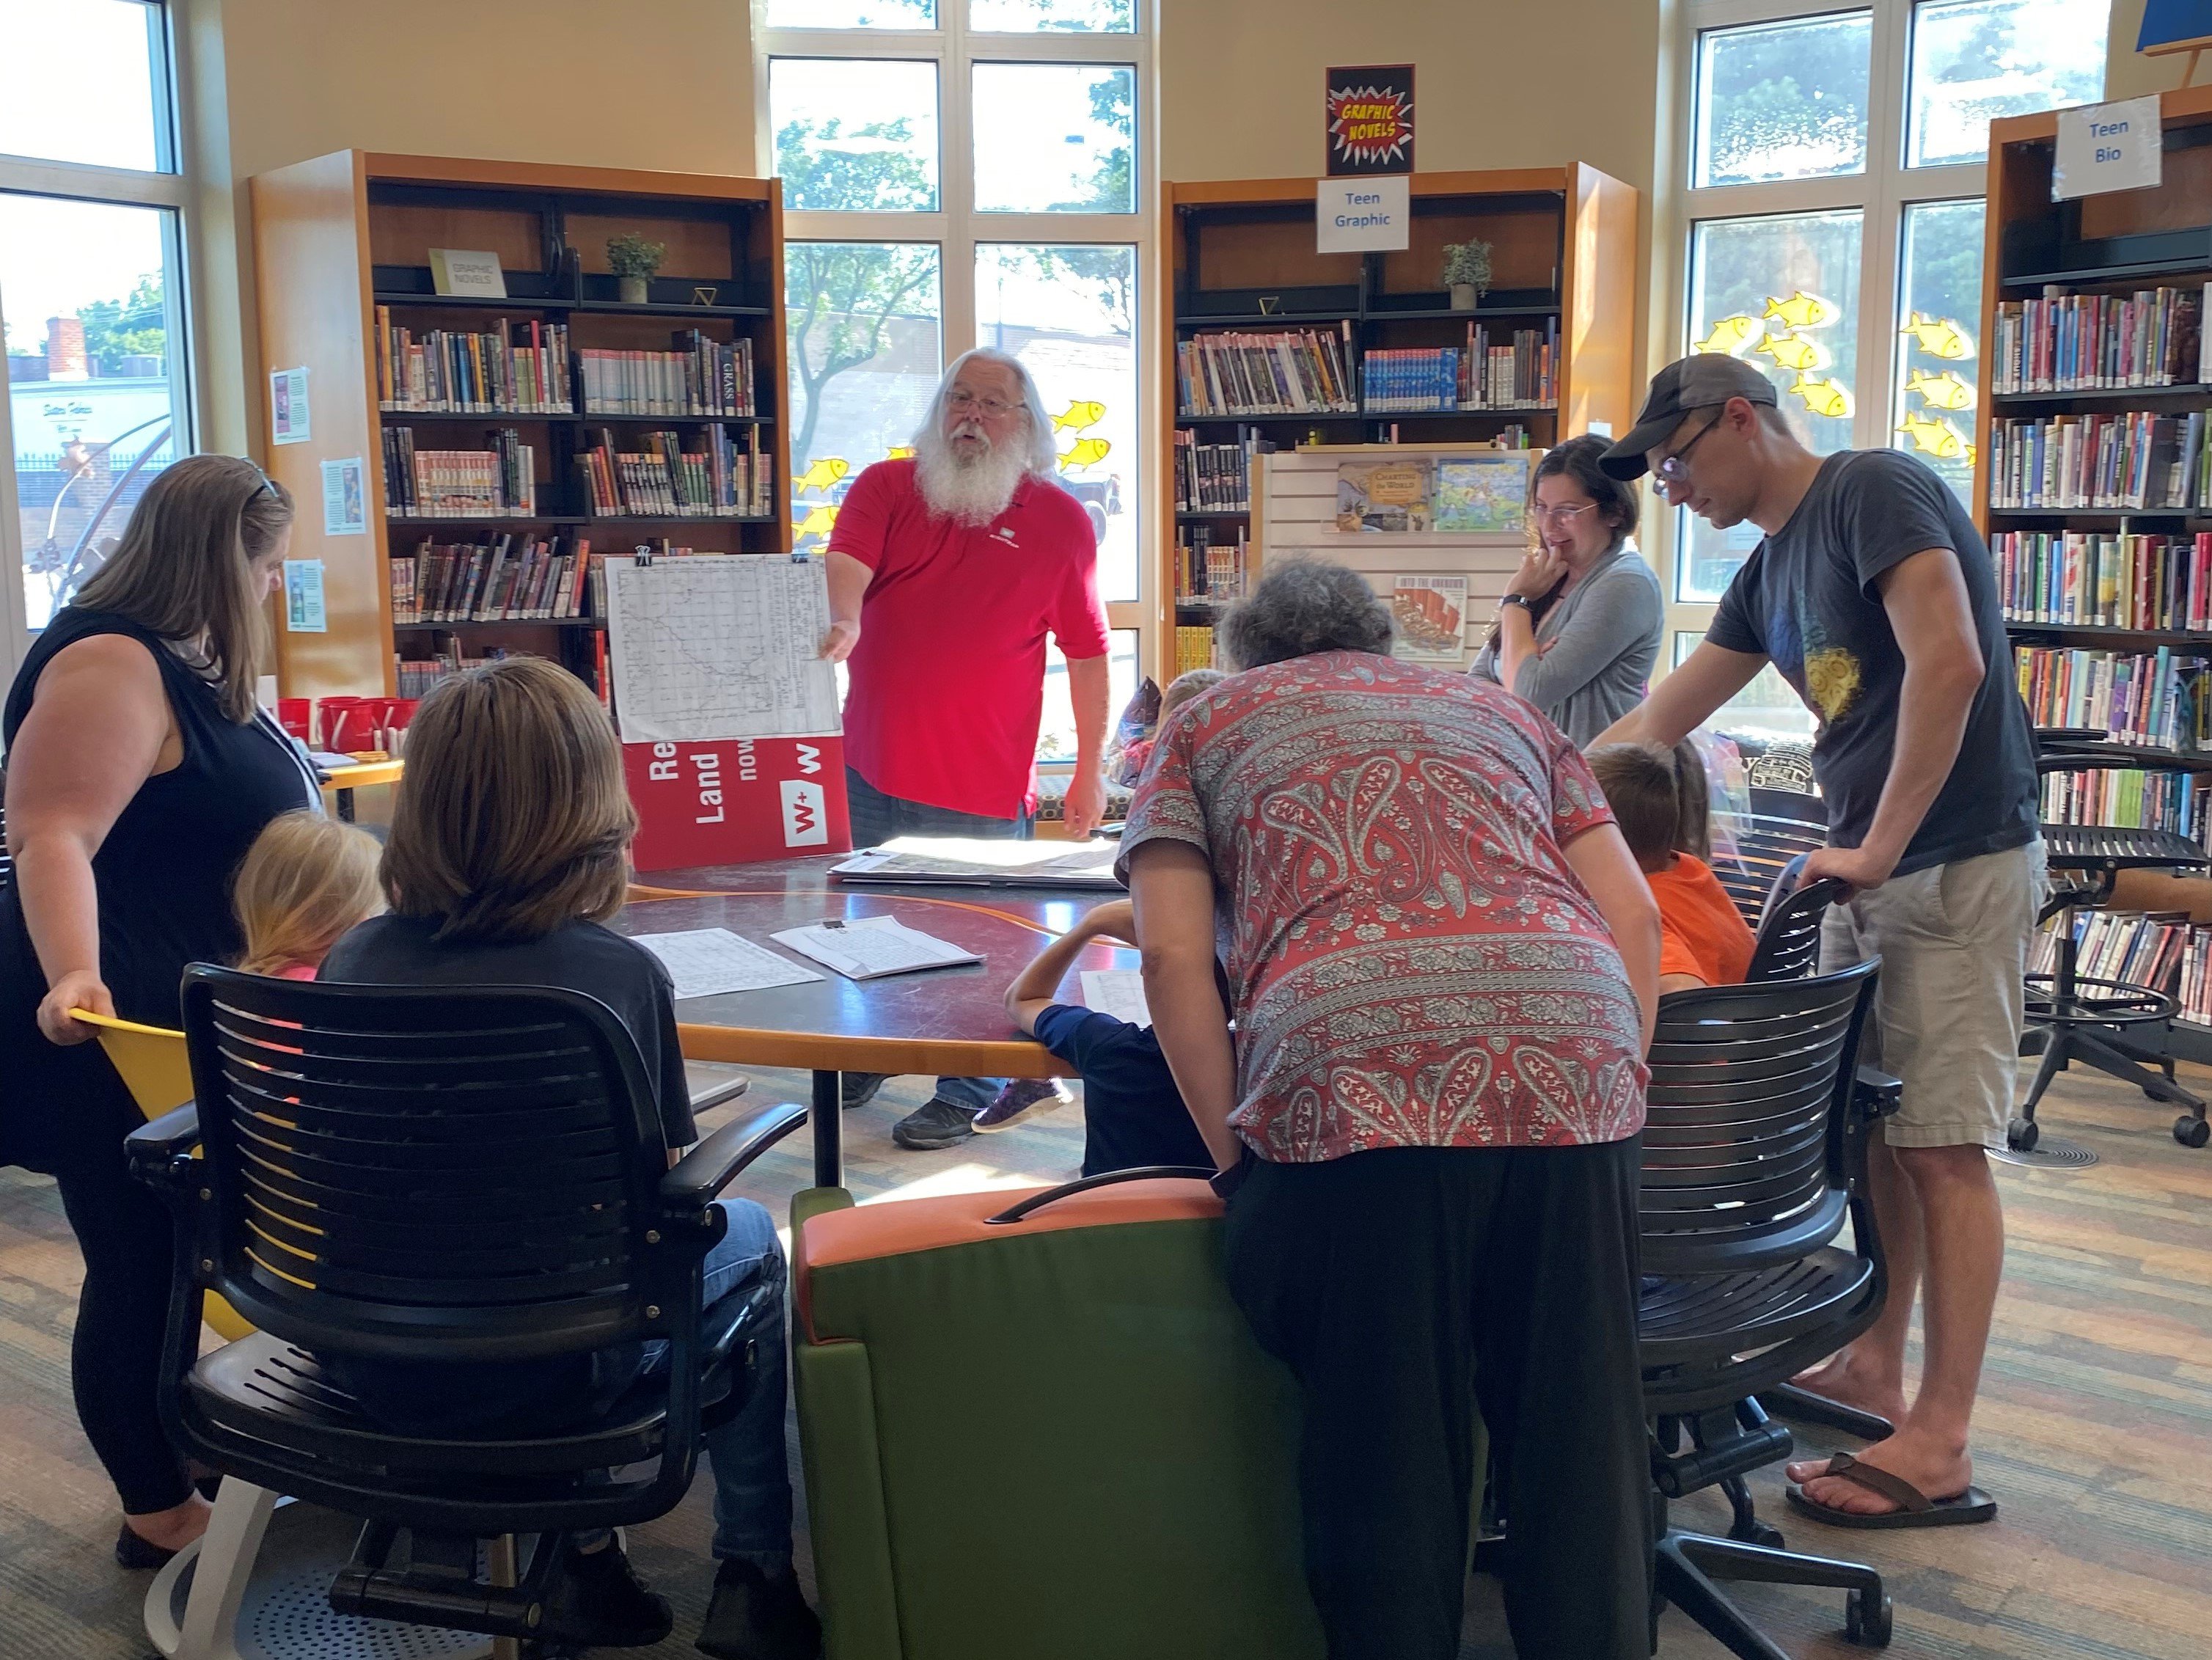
[
  {"xmin": 970, "ymin": 1076, "xmax": 1072, "ymax": 1133},
  {"xmin": 840, "ymin": 1071, "xmax": 890, "ymax": 1111},
  {"xmin": 696, "ymin": 1560, "xmax": 822, "ymax": 1659},
  {"xmin": 892, "ymin": 1097, "xmax": 980, "ymax": 1150},
  {"xmin": 537, "ymin": 1538, "xmax": 673, "ymax": 1649}
]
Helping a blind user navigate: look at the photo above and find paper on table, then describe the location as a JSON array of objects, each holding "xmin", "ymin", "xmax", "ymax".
[
  {"xmin": 770, "ymin": 914, "xmax": 982, "ymax": 981},
  {"xmin": 631, "ymin": 928, "xmax": 823, "ymax": 1001},
  {"xmin": 1080, "ymin": 968, "xmax": 1152, "ymax": 1028}
]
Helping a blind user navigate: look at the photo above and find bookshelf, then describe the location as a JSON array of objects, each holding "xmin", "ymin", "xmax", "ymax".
[
  {"xmin": 1975, "ymin": 88, "xmax": 2212, "ymax": 1054},
  {"xmin": 251, "ymin": 152, "xmax": 788, "ymax": 705},
  {"xmin": 1154, "ymin": 165, "xmax": 1639, "ymax": 682}
]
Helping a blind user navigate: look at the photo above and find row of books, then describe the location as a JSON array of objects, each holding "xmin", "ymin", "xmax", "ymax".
[
  {"xmin": 375, "ymin": 310, "xmax": 574, "ymax": 414},
  {"xmin": 1176, "ymin": 326, "xmax": 1358, "ymax": 418},
  {"xmin": 1993, "ymin": 530, "xmax": 2212, "ymax": 630},
  {"xmin": 1173, "ymin": 624, "xmax": 1218, "ymax": 676},
  {"xmin": 396, "ymin": 638, "xmax": 612, "ymax": 710},
  {"xmin": 1991, "ymin": 284, "xmax": 2205, "ymax": 395},
  {"xmin": 382, "ymin": 428, "xmax": 538, "ymax": 519},
  {"xmin": 2013, "ymin": 643, "xmax": 2212, "ymax": 752},
  {"xmin": 1173, "ymin": 524, "xmax": 1248, "ymax": 604},
  {"xmin": 1462, "ymin": 320, "xmax": 1560, "ymax": 409},
  {"xmin": 573, "ymin": 425, "xmax": 772, "ymax": 519},
  {"xmin": 1985, "ymin": 410, "xmax": 2212, "ymax": 511},
  {"xmin": 389, "ymin": 532, "xmax": 598, "ymax": 624},
  {"xmin": 2029, "ymin": 910, "xmax": 2204, "ymax": 1011},
  {"xmin": 1173, "ymin": 430, "xmax": 1255, "ymax": 512},
  {"xmin": 2040, "ymin": 767, "xmax": 2208, "ymax": 841},
  {"xmin": 1363, "ymin": 348, "xmax": 1464, "ymax": 414},
  {"xmin": 577, "ymin": 334, "xmax": 758, "ymax": 417}
]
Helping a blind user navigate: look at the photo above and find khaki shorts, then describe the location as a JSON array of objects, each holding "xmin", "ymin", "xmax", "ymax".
[{"xmin": 1818, "ymin": 841, "xmax": 2047, "ymax": 1149}]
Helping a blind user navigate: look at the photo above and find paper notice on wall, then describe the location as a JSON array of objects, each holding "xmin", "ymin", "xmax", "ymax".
[
  {"xmin": 282, "ymin": 559, "xmax": 327, "ymax": 632},
  {"xmin": 322, "ymin": 457, "xmax": 365, "ymax": 535},
  {"xmin": 604, "ymin": 557, "xmax": 843, "ymax": 743},
  {"xmin": 270, "ymin": 367, "xmax": 310, "ymax": 445}
]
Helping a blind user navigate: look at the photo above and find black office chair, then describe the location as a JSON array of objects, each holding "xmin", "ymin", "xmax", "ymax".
[
  {"xmin": 2017, "ymin": 729, "xmax": 2211, "ymax": 1150},
  {"xmin": 1712, "ymin": 786, "xmax": 1830, "ymax": 928},
  {"xmin": 1641, "ymin": 962, "xmax": 1900, "ymax": 1658},
  {"xmin": 128, "ymin": 965, "xmax": 807, "ymax": 1653},
  {"xmin": 1746, "ymin": 853, "xmax": 1849, "ymax": 983}
]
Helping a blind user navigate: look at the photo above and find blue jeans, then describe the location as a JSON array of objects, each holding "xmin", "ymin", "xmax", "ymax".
[
  {"xmin": 845, "ymin": 767, "xmax": 1028, "ymax": 1110},
  {"xmin": 324, "ymin": 1199, "xmax": 793, "ymax": 1568}
]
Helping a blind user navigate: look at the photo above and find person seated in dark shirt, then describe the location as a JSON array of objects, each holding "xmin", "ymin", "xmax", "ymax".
[
  {"xmin": 970, "ymin": 898, "xmax": 1214, "ymax": 1175},
  {"xmin": 318, "ymin": 657, "xmax": 816, "ymax": 1660}
]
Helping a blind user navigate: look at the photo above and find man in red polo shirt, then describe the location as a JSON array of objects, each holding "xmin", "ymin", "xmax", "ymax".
[{"xmin": 821, "ymin": 347, "xmax": 1112, "ymax": 1149}]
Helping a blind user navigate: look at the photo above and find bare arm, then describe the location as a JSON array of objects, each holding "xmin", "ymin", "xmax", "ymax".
[
  {"xmin": 1589, "ymin": 640, "xmax": 1768, "ymax": 751},
  {"xmin": 1561, "ymin": 823, "xmax": 1662, "ymax": 1052},
  {"xmin": 1801, "ymin": 547, "xmax": 1983, "ymax": 893},
  {"xmin": 819, "ymin": 549, "xmax": 872, "ymax": 663},
  {"xmin": 1062, "ymin": 652, "xmax": 1112, "ymax": 838},
  {"xmin": 5, "ymin": 636, "xmax": 175, "ymax": 1044},
  {"xmin": 1004, "ymin": 899, "xmax": 1133, "ymax": 1035},
  {"xmin": 1127, "ymin": 841, "xmax": 1240, "ymax": 1170},
  {"xmin": 1495, "ymin": 604, "xmax": 1542, "ymax": 695}
]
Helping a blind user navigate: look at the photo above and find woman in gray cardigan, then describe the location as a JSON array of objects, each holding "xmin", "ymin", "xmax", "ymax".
[{"xmin": 1471, "ymin": 434, "xmax": 1663, "ymax": 747}]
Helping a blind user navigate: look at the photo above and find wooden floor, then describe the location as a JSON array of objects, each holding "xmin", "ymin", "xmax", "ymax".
[{"xmin": 2, "ymin": 1061, "xmax": 2208, "ymax": 1660}]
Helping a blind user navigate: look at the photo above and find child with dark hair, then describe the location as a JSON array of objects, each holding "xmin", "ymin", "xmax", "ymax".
[{"xmin": 1586, "ymin": 739, "xmax": 1754, "ymax": 995}]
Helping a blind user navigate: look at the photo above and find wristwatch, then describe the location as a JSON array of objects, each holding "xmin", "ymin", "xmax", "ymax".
[{"xmin": 1498, "ymin": 593, "xmax": 1535, "ymax": 612}]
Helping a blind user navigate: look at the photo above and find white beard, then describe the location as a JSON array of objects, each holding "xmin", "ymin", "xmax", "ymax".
[{"xmin": 914, "ymin": 423, "xmax": 1030, "ymax": 527}]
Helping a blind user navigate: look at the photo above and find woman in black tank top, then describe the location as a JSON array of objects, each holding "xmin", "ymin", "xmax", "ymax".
[{"xmin": 1, "ymin": 455, "xmax": 315, "ymax": 1566}]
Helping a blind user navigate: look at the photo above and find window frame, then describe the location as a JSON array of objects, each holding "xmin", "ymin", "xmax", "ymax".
[
  {"xmin": 0, "ymin": 0, "xmax": 197, "ymax": 681},
  {"xmin": 756, "ymin": 2, "xmax": 1159, "ymax": 772},
  {"xmin": 1660, "ymin": 0, "xmax": 2013, "ymax": 658}
]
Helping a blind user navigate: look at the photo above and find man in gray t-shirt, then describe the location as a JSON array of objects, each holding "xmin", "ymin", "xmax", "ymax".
[{"xmin": 1592, "ymin": 353, "xmax": 2041, "ymax": 1534}]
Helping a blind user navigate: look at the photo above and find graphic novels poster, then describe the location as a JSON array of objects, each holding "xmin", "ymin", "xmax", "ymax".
[
  {"xmin": 1390, "ymin": 576, "xmax": 1468, "ymax": 663},
  {"xmin": 1326, "ymin": 65, "xmax": 1415, "ymax": 176}
]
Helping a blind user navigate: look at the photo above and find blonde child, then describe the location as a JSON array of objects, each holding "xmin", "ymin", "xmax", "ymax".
[{"xmin": 232, "ymin": 812, "xmax": 384, "ymax": 980}]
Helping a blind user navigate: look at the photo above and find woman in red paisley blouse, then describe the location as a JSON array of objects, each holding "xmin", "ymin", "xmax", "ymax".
[{"xmin": 1118, "ymin": 558, "xmax": 1660, "ymax": 1660}]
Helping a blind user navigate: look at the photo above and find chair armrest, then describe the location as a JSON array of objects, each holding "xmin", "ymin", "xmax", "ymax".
[
  {"xmin": 663, "ymin": 1101, "xmax": 807, "ymax": 1211},
  {"xmin": 125, "ymin": 1103, "xmax": 202, "ymax": 1188},
  {"xmin": 1853, "ymin": 1064, "xmax": 1903, "ymax": 1122}
]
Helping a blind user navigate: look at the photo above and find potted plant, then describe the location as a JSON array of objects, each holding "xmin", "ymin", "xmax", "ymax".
[
  {"xmin": 1442, "ymin": 239, "xmax": 1493, "ymax": 312},
  {"xmin": 607, "ymin": 233, "xmax": 667, "ymax": 303}
]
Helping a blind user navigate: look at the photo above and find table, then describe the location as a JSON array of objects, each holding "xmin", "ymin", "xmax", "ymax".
[
  {"xmin": 615, "ymin": 855, "xmax": 1136, "ymax": 1188},
  {"xmin": 321, "ymin": 759, "xmax": 403, "ymax": 822}
]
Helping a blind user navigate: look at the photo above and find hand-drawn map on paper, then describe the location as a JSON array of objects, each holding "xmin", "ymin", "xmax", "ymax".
[{"xmin": 606, "ymin": 557, "xmax": 842, "ymax": 743}]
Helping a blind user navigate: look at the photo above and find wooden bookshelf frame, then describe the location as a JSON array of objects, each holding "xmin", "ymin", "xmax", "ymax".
[
  {"xmin": 252, "ymin": 150, "xmax": 788, "ymax": 701},
  {"xmin": 1151, "ymin": 165, "xmax": 1638, "ymax": 685}
]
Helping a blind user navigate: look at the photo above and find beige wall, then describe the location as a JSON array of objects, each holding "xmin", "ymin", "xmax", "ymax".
[{"xmin": 2106, "ymin": 0, "xmax": 2206, "ymax": 100}]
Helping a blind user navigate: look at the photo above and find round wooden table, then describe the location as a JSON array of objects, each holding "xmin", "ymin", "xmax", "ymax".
[{"xmin": 615, "ymin": 855, "xmax": 1134, "ymax": 1186}]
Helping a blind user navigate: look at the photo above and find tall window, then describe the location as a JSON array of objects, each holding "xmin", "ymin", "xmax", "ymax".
[
  {"xmin": 758, "ymin": 0, "xmax": 1153, "ymax": 764},
  {"xmin": 1669, "ymin": 0, "xmax": 2107, "ymax": 739},
  {"xmin": 0, "ymin": 0, "xmax": 193, "ymax": 679}
]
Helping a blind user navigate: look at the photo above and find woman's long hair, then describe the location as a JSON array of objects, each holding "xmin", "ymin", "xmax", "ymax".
[
  {"xmin": 1484, "ymin": 434, "xmax": 1640, "ymax": 650},
  {"xmin": 73, "ymin": 454, "xmax": 293, "ymax": 723}
]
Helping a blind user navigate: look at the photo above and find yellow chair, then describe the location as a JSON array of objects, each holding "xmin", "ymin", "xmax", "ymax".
[{"xmin": 75, "ymin": 1009, "xmax": 254, "ymax": 1342}]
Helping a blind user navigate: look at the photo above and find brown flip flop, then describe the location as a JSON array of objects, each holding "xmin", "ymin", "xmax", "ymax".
[{"xmin": 1786, "ymin": 1451, "xmax": 1996, "ymax": 1529}]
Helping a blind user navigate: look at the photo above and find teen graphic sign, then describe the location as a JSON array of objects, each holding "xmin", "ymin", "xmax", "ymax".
[{"xmin": 1326, "ymin": 66, "xmax": 1415, "ymax": 176}]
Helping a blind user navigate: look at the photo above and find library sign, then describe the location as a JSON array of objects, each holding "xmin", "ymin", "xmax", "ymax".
[{"xmin": 1320, "ymin": 66, "xmax": 1413, "ymax": 253}]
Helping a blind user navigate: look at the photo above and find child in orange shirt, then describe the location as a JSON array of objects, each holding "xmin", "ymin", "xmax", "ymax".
[
  {"xmin": 231, "ymin": 811, "xmax": 384, "ymax": 980},
  {"xmin": 1586, "ymin": 740, "xmax": 1754, "ymax": 994}
]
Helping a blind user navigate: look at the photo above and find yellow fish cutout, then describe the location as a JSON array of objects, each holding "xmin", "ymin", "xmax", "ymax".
[
  {"xmin": 1789, "ymin": 375, "xmax": 1853, "ymax": 420},
  {"xmin": 1052, "ymin": 400, "xmax": 1106, "ymax": 432},
  {"xmin": 885, "ymin": 445, "xmax": 917, "ymax": 461},
  {"xmin": 794, "ymin": 503, "xmax": 841, "ymax": 540},
  {"xmin": 1763, "ymin": 290, "xmax": 1836, "ymax": 331},
  {"xmin": 1059, "ymin": 436, "xmax": 1112, "ymax": 469},
  {"xmin": 1905, "ymin": 369, "xmax": 1976, "ymax": 411},
  {"xmin": 1900, "ymin": 312, "xmax": 1973, "ymax": 360},
  {"xmin": 1896, "ymin": 411, "xmax": 1967, "ymax": 458},
  {"xmin": 794, "ymin": 457, "xmax": 851, "ymax": 496},
  {"xmin": 1693, "ymin": 315, "xmax": 1764, "ymax": 357},
  {"xmin": 1756, "ymin": 332, "xmax": 1830, "ymax": 373}
]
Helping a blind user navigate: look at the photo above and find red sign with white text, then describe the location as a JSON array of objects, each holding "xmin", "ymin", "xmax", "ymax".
[{"xmin": 625, "ymin": 736, "xmax": 852, "ymax": 873}]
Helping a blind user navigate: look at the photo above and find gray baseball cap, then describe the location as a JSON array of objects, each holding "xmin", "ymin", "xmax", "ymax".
[{"xmin": 1598, "ymin": 355, "xmax": 1778, "ymax": 480}]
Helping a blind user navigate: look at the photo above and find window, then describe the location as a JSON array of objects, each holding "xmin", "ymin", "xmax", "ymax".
[
  {"xmin": 1, "ymin": 1, "xmax": 191, "ymax": 677},
  {"xmin": 761, "ymin": 0, "xmax": 1155, "ymax": 765},
  {"xmin": 1664, "ymin": 0, "xmax": 2106, "ymax": 724}
]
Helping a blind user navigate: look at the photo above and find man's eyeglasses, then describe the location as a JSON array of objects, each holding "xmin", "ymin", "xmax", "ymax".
[
  {"xmin": 947, "ymin": 390, "xmax": 1020, "ymax": 420},
  {"xmin": 1653, "ymin": 411, "xmax": 1724, "ymax": 487},
  {"xmin": 1531, "ymin": 501, "xmax": 1600, "ymax": 525}
]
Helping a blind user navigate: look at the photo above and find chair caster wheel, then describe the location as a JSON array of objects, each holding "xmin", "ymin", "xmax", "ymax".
[
  {"xmin": 1846, "ymin": 1586, "xmax": 1894, "ymax": 1646},
  {"xmin": 2007, "ymin": 1116, "xmax": 2040, "ymax": 1153},
  {"xmin": 2176, "ymin": 1115, "xmax": 2210, "ymax": 1149},
  {"xmin": 1729, "ymin": 1518, "xmax": 1786, "ymax": 1549}
]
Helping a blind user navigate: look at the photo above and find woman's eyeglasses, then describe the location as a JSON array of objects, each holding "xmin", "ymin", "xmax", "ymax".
[
  {"xmin": 1531, "ymin": 501, "xmax": 1600, "ymax": 525},
  {"xmin": 244, "ymin": 459, "xmax": 277, "ymax": 500}
]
